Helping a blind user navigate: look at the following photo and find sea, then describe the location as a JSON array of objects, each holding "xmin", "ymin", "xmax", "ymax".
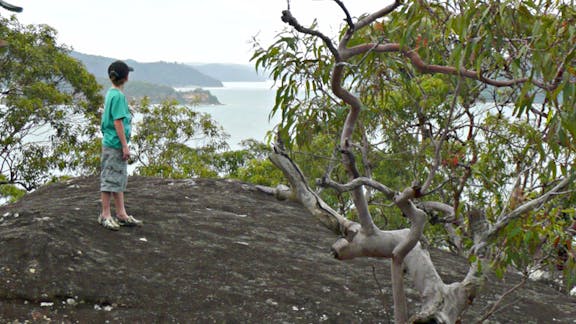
[{"xmin": 179, "ymin": 81, "xmax": 279, "ymax": 150}]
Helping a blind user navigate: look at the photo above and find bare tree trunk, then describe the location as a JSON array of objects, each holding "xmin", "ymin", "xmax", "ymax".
[{"xmin": 267, "ymin": 145, "xmax": 485, "ymax": 323}]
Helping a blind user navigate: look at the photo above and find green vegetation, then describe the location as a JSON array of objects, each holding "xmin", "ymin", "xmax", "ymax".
[{"xmin": 130, "ymin": 98, "xmax": 230, "ymax": 178}]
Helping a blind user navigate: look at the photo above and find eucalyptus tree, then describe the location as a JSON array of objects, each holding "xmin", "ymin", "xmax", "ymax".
[
  {"xmin": 0, "ymin": 15, "xmax": 102, "ymax": 201},
  {"xmin": 253, "ymin": 0, "xmax": 576, "ymax": 322}
]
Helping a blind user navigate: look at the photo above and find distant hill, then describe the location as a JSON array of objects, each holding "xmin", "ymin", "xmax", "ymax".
[
  {"xmin": 71, "ymin": 52, "xmax": 223, "ymax": 87},
  {"xmin": 190, "ymin": 63, "xmax": 267, "ymax": 82},
  {"xmin": 93, "ymin": 77, "xmax": 221, "ymax": 106}
]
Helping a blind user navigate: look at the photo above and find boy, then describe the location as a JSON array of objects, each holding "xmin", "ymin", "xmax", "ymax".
[{"xmin": 98, "ymin": 60, "xmax": 142, "ymax": 230}]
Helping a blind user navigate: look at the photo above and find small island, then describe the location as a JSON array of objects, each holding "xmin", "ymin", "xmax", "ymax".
[{"xmin": 179, "ymin": 88, "xmax": 221, "ymax": 105}]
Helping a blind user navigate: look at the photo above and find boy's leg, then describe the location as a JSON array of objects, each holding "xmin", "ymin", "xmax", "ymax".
[
  {"xmin": 112, "ymin": 192, "xmax": 128, "ymax": 218},
  {"xmin": 99, "ymin": 191, "xmax": 119, "ymax": 230},
  {"xmin": 101, "ymin": 191, "xmax": 112, "ymax": 218},
  {"xmin": 113, "ymin": 191, "xmax": 142, "ymax": 225}
]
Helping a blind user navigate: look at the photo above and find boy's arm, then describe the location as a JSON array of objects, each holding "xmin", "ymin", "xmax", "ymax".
[{"xmin": 114, "ymin": 118, "xmax": 130, "ymax": 160}]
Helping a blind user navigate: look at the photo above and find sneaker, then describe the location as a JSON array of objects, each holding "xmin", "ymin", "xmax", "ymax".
[
  {"xmin": 115, "ymin": 215, "xmax": 142, "ymax": 227},
  {"xmin": 98, "ymin": 215, "xmax": 120, "ymax": 231}
]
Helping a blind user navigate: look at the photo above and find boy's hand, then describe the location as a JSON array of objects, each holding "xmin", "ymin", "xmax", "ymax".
[{"xmin": 122, "ymin": 145, "xmax": 130, "ymax": 161}]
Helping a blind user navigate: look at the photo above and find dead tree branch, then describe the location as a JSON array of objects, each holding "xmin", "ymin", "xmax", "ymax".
[{"xmin": 0, "ymin": 0, "xmax": 22, "ymax": 12}]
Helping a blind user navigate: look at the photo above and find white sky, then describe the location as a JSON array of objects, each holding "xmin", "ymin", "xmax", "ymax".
[{"xmin": 12, "ymin": 0, "xmax": 391, "ymax": 64}]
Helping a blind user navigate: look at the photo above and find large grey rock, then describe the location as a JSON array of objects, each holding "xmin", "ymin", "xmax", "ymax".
[{"xmin": 0, "ymin": 176, "xmax": 575, "ymax": 323}]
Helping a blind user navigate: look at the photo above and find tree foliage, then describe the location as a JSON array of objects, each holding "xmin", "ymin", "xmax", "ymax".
[
  {"xmin": 129, "ymin": 98, "xmax": 230, "ymax": 179},
  {"xmin": 252, "ymin": 0, "xmax": 576, "ymax": 322},
  {"xmin": 128, "ymin": 100, "xmax": 283, "ymax": 183},
  {"xmin": 0, "ymin": 15, "xmax": 102, "ymax": 200}
]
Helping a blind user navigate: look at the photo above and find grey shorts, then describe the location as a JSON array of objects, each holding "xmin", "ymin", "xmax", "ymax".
[{"xmin": 100, "ymin": 147, "xmax": 128, "ymax": 192}]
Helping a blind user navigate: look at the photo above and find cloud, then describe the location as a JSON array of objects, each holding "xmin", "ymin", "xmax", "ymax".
[{"xmin": 16, "ymin": 0, "xmax": 391, "ymax": 64}]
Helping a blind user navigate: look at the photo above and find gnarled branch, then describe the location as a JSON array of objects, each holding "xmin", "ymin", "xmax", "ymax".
[{"xmin": 319, "ymin": 176, "xmax": 396, "ymax": 199}]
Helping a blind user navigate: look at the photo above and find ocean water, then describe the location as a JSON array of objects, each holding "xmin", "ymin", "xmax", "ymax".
[{"xmin": 180, "ymin": 81, "xmax": 279, "ymax": 150}]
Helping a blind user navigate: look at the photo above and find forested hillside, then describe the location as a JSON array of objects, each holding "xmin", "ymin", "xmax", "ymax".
[
  {"xmin": 71, "ymin": 52, "xmax": 265, "ymax": 104},
  {"xmin": 94, "ymin": 77, "xmax": 221, "ymax": 105},
  {"xmin": 71, "ymin": 52, "xmax": 223, "ymax": 87}
]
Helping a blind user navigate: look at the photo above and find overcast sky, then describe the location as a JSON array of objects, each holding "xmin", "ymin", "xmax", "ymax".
[{"xmin": 13, "ymin": 0, "xmax": 391, "ymax": 65}]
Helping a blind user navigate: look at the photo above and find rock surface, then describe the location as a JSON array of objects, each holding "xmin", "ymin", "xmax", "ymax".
[{"xmin": 0, "ymin": 176, "xmax": 575, "ymax": 323}]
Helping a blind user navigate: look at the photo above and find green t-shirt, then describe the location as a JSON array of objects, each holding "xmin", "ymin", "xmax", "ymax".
[{"xmin": 101, "ymin": 88, "xmax": 132, "ymax": 149}]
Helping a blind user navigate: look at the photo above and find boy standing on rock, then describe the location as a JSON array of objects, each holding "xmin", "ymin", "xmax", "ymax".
[{"xmin": 98, "ymin": 60, "xmax": 142, "ymax": 230}]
